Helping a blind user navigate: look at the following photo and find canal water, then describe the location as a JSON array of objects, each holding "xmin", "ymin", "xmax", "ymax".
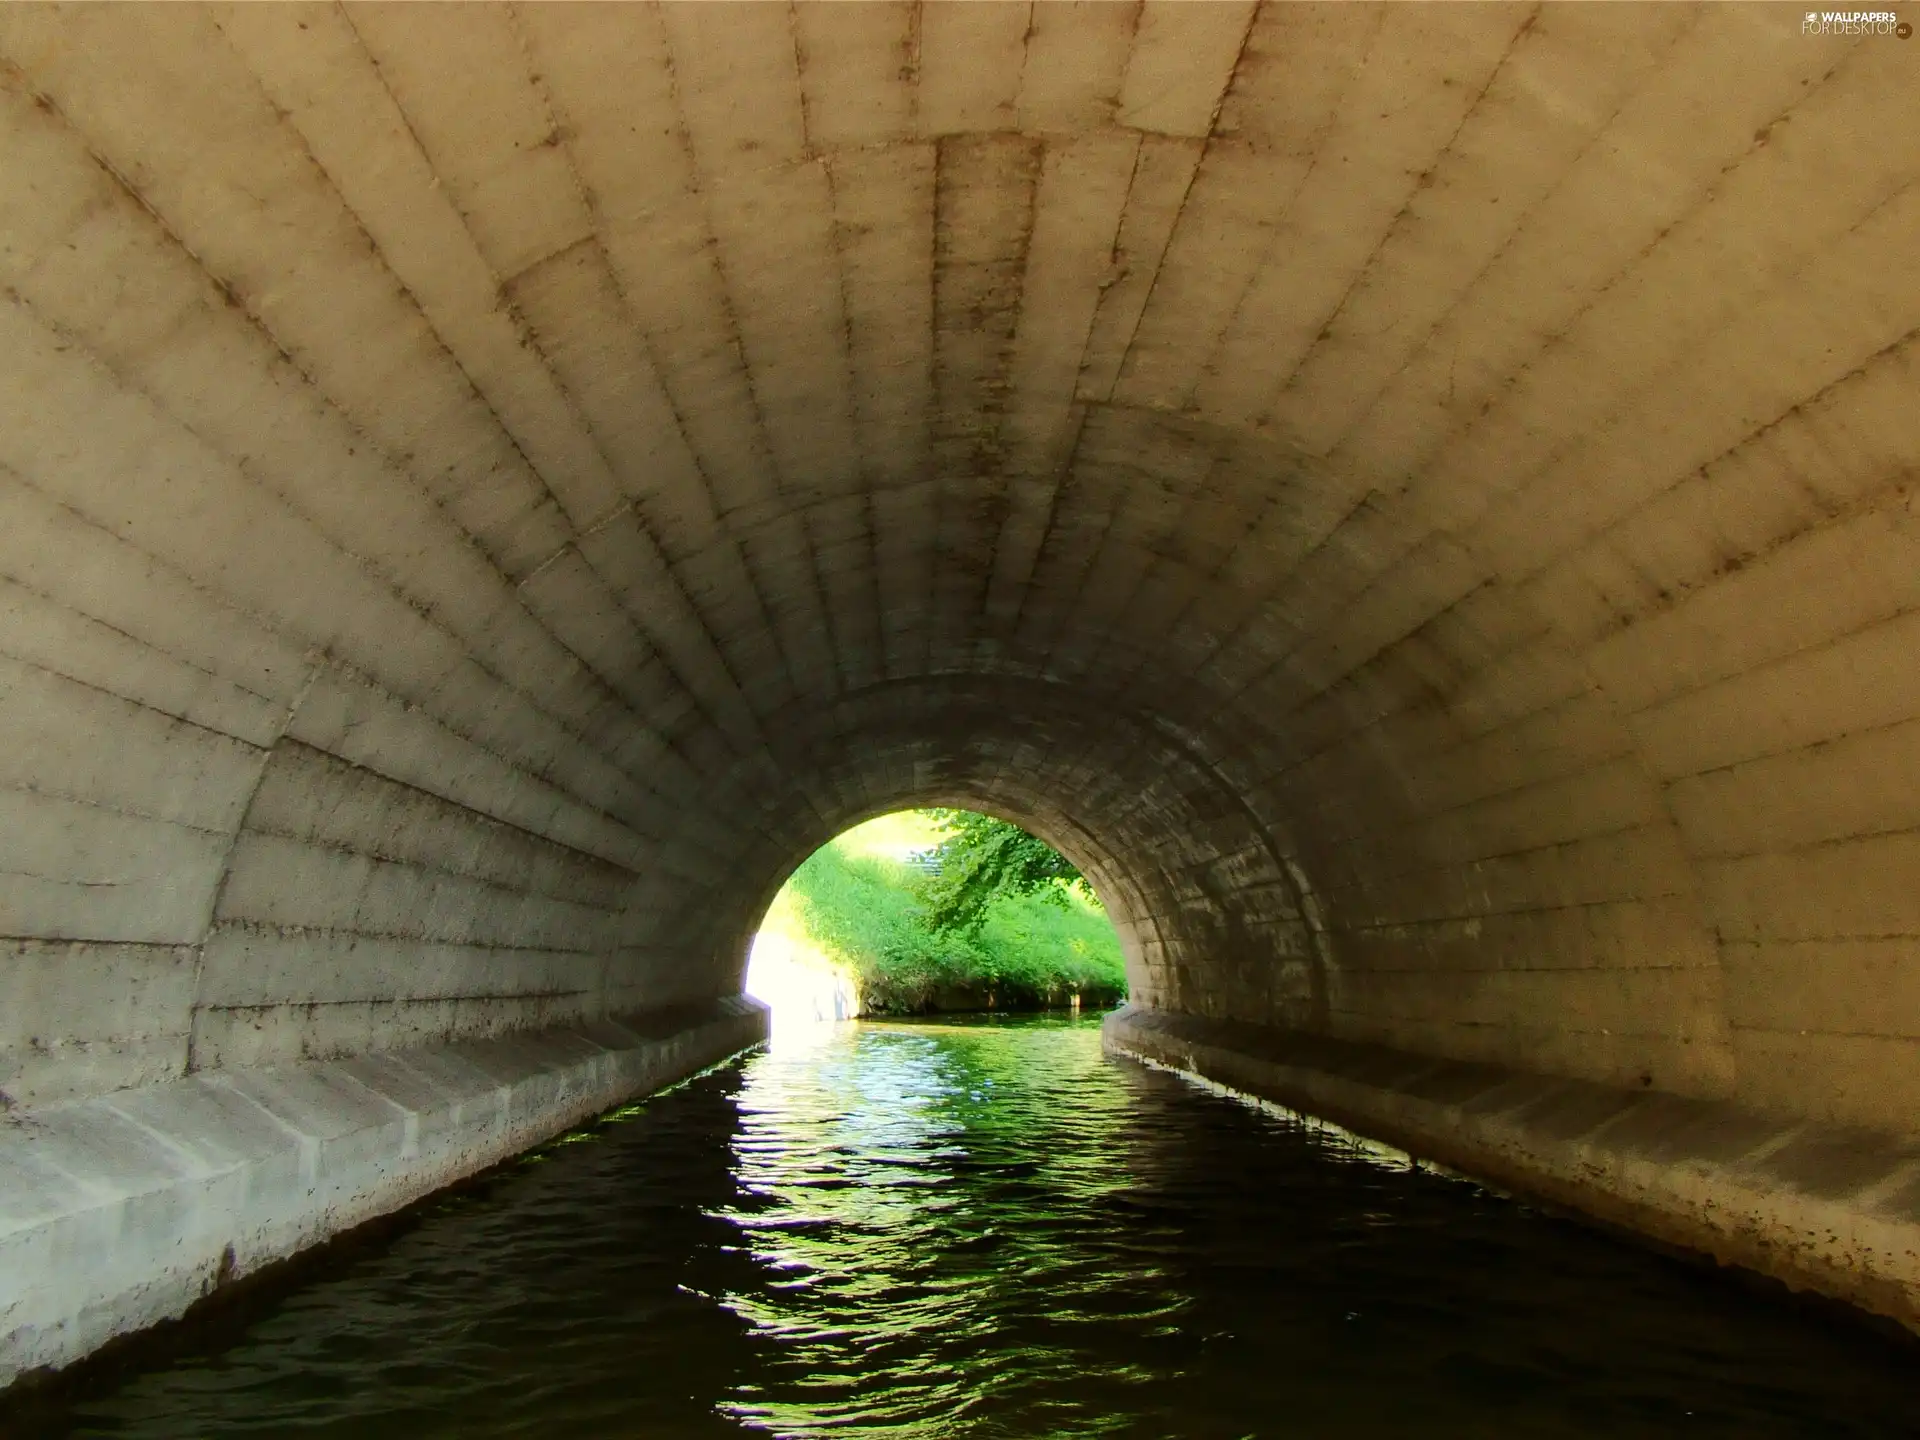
[{"xmin": 21, "ymin": 1016, "xmax": 1920, "ymax": 1438}]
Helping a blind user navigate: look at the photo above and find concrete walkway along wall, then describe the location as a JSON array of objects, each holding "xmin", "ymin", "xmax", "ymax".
[{"xmin": 1, "ymin": 0, "xmax": 1918, "ymax": 1370}]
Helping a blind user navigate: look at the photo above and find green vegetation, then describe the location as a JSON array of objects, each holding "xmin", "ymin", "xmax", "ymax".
[
  {"xmin": 919, "ymin": 807, "xmax": 1085, "ymax": 934},
  {"xmin": 759, "ymin": 810, "xmax": 1127, "ymax": 1014}
]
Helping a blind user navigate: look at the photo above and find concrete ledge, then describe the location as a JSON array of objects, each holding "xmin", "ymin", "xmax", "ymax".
[
  {"xmin": 1104, "ymin": 1006, "xmax": 1920, "ymax": 1334},
  {"xmin": 0, "ymin": 997, "xmax": 768, "ymax": 1390}
]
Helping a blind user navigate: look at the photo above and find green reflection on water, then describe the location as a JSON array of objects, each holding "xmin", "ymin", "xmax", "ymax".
[
  {"xmin": 716, "ymin": 1021, "xmax": 1173, "ymax": 1436},
  {"xmin": 26, "ymin": 1014, "xmax": 1920, "ymax": 1440}
]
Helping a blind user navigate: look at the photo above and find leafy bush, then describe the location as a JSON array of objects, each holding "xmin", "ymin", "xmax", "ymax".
[{"xmin": 768, "ymin": 812, "xmax": 1127, "ymax": 1014}]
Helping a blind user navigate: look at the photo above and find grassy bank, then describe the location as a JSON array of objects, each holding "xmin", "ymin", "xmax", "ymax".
[{"xmin": 758, "ymin": 813, "xmax": 1127, "ymax": 1015}]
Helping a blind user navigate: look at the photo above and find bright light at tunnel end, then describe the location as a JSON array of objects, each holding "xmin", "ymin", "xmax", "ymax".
[{"xmin": 744, "ymin": 931, "xmax": 861, "ymax": 1035}]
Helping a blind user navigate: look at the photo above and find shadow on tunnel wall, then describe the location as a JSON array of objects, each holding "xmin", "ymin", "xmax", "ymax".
[{"xmin": 700, "ymin": 675, "xmax": 1332, "ymax": 1035}]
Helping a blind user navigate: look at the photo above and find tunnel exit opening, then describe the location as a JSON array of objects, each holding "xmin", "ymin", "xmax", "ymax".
[{"xmin": 743, "ymin": 808, "xmax": 1127, "ymax": 1030}]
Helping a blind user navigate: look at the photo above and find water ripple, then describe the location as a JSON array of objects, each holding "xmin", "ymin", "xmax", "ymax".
[{"xmin": 29, "ymin": 1016, "xmax": 1920, "ymax": 1439}]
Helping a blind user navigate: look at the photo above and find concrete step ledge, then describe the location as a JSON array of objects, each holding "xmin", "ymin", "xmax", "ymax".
[
  {"xmin": 0, "ymin": 997, "xmax": 769, "ymax": 1391},
  {"xmin": 1104, "ymin": 1006, "xmax": 1920, "ymax": 1335}
]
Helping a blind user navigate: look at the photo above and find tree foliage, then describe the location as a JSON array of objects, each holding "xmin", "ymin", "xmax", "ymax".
[
  {"xmin": 919, "ymin": 808, "xmax": 1084, "ymax": 934},
  {"xmin": 760, "ymin": 809, "xmax": 1124, "ymax": 1013}
]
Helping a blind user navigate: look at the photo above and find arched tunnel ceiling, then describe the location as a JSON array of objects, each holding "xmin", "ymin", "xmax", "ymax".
[{"xmin": 2, "ymin": 4, "xmax": 1918, "ymax": 1133}]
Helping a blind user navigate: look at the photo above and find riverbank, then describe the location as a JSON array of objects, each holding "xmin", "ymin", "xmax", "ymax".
[
  {"xmin": 751, "ymin": 812, "xmax": 1126, "ymax": 1020},
  {"xmin": 857, "ymin": 979, "xmax": 1124, "ymax": 1016}
]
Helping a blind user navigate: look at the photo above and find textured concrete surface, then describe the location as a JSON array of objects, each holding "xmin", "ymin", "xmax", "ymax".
[
  {"xmin": 0, "ymin": 0, "xmax": 1916, "ymax": 1354},
  {"xmin": 1105, "ymin": 1005, "xmax": 1920, "ymax": 1335},
  {"xmin": 0, "ymin": 998, "xmax": 767, "ymax": 1389}
]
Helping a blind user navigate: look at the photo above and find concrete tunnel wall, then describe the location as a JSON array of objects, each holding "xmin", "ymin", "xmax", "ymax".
[{"xmin": 3, "ymin": 0, "xmax": 1920, "ymax": 1363}]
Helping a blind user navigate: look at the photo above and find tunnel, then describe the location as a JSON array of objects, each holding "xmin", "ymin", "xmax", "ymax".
[{"xmin": 3, "ymin": 0, "xmax": 1919, "ymax": 1391}]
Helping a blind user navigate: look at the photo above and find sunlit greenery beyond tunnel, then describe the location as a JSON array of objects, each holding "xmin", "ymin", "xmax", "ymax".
[{"xmin": 747, "ymin": 811, "xmax": 1127, "ymax": 1019}]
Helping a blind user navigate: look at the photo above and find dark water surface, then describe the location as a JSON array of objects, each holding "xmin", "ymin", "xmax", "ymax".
[{"xmin": 26, "ymin": 1017, "xmax": 1920, "ymax": 1438}]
